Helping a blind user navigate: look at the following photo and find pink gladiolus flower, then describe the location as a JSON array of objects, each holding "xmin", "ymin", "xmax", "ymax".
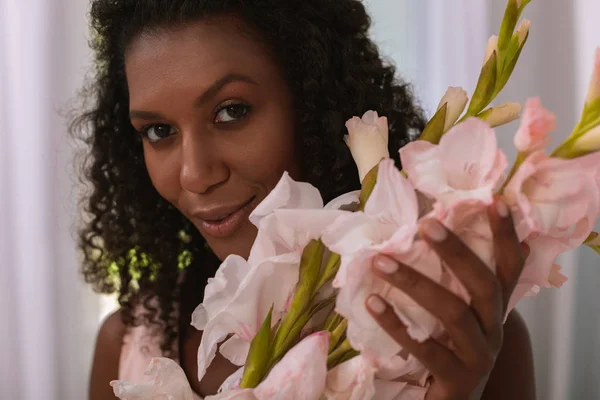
[
  {"xmin": 193, "ymin": 172, "xmax": 358, "ymax": 381},
  {"xmin": 513, "ymin": 98, "xmax": 556, "ymax": 154},
  {"xmin": 249, "ymin": 172, "xmax": 324, "ymax": 229},
  {"xmin": 323, "ymin": 354, "xmax": 429, "ymax": 400},
  {"xmin": 504, "ymin": 151, "xmax": 600, "ymax": 311},
  {"xmin": 192, "ymin": 255, "xmax": 300, "ymax": 381},
  {"xmin": 322, "ymin": 160, "xmax": 443, "ymax": 359},
  {"xmin": 504, "ymin": 151, "xmax": 600, "ymax": 241},
  {"xmin": 111, "ymin": 357, "xmax": 195, "ymax": 400},
  {"xmin": 206, "ymin": 332, "xmax": 330, "ymax": 400},
  {"xmin": 248, "ymin": 172, "xmax": 359, "ymax": 264},
  {"xmin": 400, "ymin": 118, "xmax": 508, "ymax": 212}
]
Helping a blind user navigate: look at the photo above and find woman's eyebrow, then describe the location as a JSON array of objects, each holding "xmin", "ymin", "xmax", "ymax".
[
  {"xmin": 194, "ymin": 73, "xmax": 258, "ymax": 108},
  {"xmin": 129, "ymin": 73, "xmax": 258, "ymax": 120}
]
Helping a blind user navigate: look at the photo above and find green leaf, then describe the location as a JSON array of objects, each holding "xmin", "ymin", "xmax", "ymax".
[
  {"xmin": 328, "ymin": 318, "xmax": 348, "ymax": 352},
  {"xmin": 498, "ymin": 0, "xmax": 521, "ymax": 55},
  {"xmin": 495, "ymin": 30, "xmax": 529, "ymax": 97},
  {"xmin": 358, "ymin": 164, "xmax": 379, "ymax": 211},
  {"xmin": 315, "ymin": 252, "xmax": 341, "ymax": 292},
  {"xmin": 418, "ymin": 103, "xmax": 448, "ymax": 144},
  {"xmin": 270, "ymin": 298, "xmax": 335, "ymax": 367},
  {"xmin": 323, "ymin": 312, "xmax": 342, "ymax": 333},
  {"xmin": 240, "ymin": 306, "xmax": 273, "ymax": 388},
  {"xmin": 272, "ymin": 240, "xmax": 325, "ymax": 355},
  {"xmin": 581, "ymin": 98, "xmax": 600, "ymax": 129},
  {"xmin": 585, "ymin": 232, "xmax": 599, "ymax": 245},
  {"xmin": 467, "ymin": 52, "xmax": 498, "ymax": 117},
  {"xmin": 327, "ymin": 339, "xmax": 354, "ymax": 369}
]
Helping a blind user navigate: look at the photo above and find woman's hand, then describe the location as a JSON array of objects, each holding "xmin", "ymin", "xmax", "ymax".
[{"xmin": 366, "ymin": 198, "xmax": 527, "ymax": 400}]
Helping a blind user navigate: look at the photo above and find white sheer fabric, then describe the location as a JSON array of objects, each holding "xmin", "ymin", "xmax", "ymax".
[{"xmin": 0, "ymin": 0, "xmax": 99, "ymax": 399}]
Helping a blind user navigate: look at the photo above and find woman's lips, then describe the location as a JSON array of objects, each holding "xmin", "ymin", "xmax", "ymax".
[{"xmin": 192, "ymin": 197, "xmax": 256, "ymax": 238}]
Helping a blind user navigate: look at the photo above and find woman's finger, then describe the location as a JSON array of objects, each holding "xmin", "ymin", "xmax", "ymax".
[
  {"xmin": 365, "ymin": 294, "xmax": 463, "ymax": 379},
  {"xmin": 487, "ymin": 197, "xmax": 526, "ymax": 312},
  {"xmin": 372, "ymin": 255, "xmax": 488, "ymax": 365},
  {"xmin": 419, "ymin": 219, "xmax": 503, "ymax": 339}
]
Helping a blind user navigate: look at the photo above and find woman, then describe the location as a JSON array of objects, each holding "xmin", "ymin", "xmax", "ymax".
[{"xmin": 75, "ymin": 0, "xmax": 536, "ymax": 398}]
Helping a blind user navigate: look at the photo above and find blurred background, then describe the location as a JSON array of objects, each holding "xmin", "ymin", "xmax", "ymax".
[{"xmin": 0, "ymin": 0, "xmax": 598, "ymax": 399}]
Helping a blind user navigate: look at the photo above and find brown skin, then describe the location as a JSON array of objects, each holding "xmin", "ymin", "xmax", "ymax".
[
  {"xmin": 367, "ymin": 199, "xmax": 536, "ymax": 399},
  {"xmin": 89, "ymin": 17, "xmax": 535, "ymax": 400}
]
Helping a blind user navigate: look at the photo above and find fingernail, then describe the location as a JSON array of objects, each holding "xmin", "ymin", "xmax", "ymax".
[
  {"xmin": 374, "ymin": 256, "xmax": 399, "ymax": 274},
  {"xmin": 496, "ymin": 198, "xmax": 510, "ymax": 218},
  {"xmin": 367, "ymin": 295, "xmax": 386, "ymax": 314},
  {"xmin": 421, "ymin": 219, "xmax": 447, "ymax": 242}
]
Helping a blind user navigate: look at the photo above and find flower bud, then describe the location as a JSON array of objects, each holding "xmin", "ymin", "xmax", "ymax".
[
  {"xmin": 585, "ymin": 48, "xmax": 600, "ymax": 105},
  {"xmin": 467, "ymin": 51, "xmax": 498, "ymax": 116},
  {"xmin": 571, "ymin": 124, "xmax": 600, "ymax": 155},
  {"xmin": 437, "ymin": 86, "xmax": 469, "ymax": 132},
  {"xmin": 344, "ymin": 111, "xmax": 389, "ymax": 183},
  {"xmin": 484, "ymin": 35, "xmax": 499, "ymax": 65},
  {"xmin": 585, "ymin": 232, "xmax": 600, "ymax": 256},
  {"xmin": 585, "ymin": 231, "xmax": 600, "ymax": 246},
  {"xmin": 478, "ymin": 102, "xmax": 522, "ymax": 127},
  {"xmin": 515, "ymin": 19, "xmax": 531, "ymax": 47}
]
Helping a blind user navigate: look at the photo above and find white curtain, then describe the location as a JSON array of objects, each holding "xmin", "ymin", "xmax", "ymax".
[
  {"xmin": 367, "ymin": 0, "xmax": 600, "ymax": 398},
  {"xmin": 1, "ymin": 1, "xmax": 599, "ymax": 399},
  {"xmin": 0, "ymin": 0, "xmax": 99, "ymax": 399}
]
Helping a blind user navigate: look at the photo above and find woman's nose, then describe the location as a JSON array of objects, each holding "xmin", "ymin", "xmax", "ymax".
[{"xmin": 179, "ymin": 132, "xmax": 229, "ymax": 194}]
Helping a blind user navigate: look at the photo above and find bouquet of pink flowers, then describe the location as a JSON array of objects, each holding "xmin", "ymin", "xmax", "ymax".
[{"xmin": 111, "ymin": 0, "xmax": 600, "ymax": 399}]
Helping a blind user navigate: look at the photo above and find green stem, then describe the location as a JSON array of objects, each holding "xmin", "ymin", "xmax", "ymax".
[
  {"xmin": 499, "ymin": 152, "xmax": 525, "ymax": 193},
  {"xmin": 314, "ymin": 253, "xmax": 341, "ymax": 293},
  {"xmin": 327, "ymin": 339, "xmax": 353, "ymax": 369}
]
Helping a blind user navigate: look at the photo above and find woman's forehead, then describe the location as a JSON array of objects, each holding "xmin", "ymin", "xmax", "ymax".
[{"xmin": 124, "ymin": 17, "xmax": 281, "ymax": 105}]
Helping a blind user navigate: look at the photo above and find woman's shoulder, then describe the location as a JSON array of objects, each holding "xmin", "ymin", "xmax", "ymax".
[
  {"xmin": 98, "ymin": 309, "xmax": 128, "ymax": 344},
  {"xmin": 89, "ymin": 309, "xmax": 127, "ymax": 400}
]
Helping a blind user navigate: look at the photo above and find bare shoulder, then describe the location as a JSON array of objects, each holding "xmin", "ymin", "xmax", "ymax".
[
  {"xmin": 89, "ymin": 309, "xmax": 127, "ymax": 400},
  {"xmin": 482, "ymin": 310, "xmax": 536, "ymax": 400}
]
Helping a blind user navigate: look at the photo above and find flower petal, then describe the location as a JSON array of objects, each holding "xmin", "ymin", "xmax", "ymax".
[
  {"xmin": 194, "ymin": 256, "xmax": 251, "ymax": 330},
  {"xmin": 506, "ymin": 235, "xmax": 567, "ymax": 313},
  {"xmin": 254, "ymin": 332, "xmax": 330, "ymax": 400},
  {"xmin": 439, "ymin": 118, "xmax": 504, "ymax": 202},
  {"xmin": 220, "ymin": 336, "xmax": 251, "ymax": 367},
  {"xmin": 399, "ymin": 140, "xmax": 448, "ymax": 199},
  {"xmin": 249, "ymin": 172, "xmax": 323, "ymax": 228},
  {"xmin": 324, "ymin": 356, "xmax": 376, "ymax": 400},
  {"xmin": 193, "ymin": 255, "xmax": 300, "ymax": 381},
  {"xmin": 111, "ymin": 358, "xmax": 195, "ymax": 400},
  {"xmin": 504, "ymin": 151, "xmax": 600, "ymax": 239},
  {"xmin": 218, "ymin": 367, "xmax": 245, "ymax": 393},
  {"xmin": 250, "ymin": 209, "xmax": 349, "ymax": 263},
  {"xmin": 513, "ymin": 98, "xmax": 556, "ymax": 154},
  {"xmin": 325, "ymin": 191, "xmax": 361, "ymax": 211},
  {"xmin": 365, "ymin": 159, "xmax": 419, "ymax": 228}
]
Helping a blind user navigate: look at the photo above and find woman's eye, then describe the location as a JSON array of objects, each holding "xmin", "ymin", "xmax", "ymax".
[
  {"xmin": 141, "ymin": 124, "xmax": 176, "ymax": 143},
  {"xmin": 214, "ymin": 103, "xmax": 252, "ymax": 124}
]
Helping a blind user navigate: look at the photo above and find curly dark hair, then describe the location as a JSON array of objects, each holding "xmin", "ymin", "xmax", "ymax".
[{"xmin": 72, "ymin": 0, "xmax": 426, "ymax": 357}]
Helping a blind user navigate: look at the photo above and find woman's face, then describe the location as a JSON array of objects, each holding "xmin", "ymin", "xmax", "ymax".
[{"xmin": 125, "ymin": 17, "xmax": 300, "ymax": 261}]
